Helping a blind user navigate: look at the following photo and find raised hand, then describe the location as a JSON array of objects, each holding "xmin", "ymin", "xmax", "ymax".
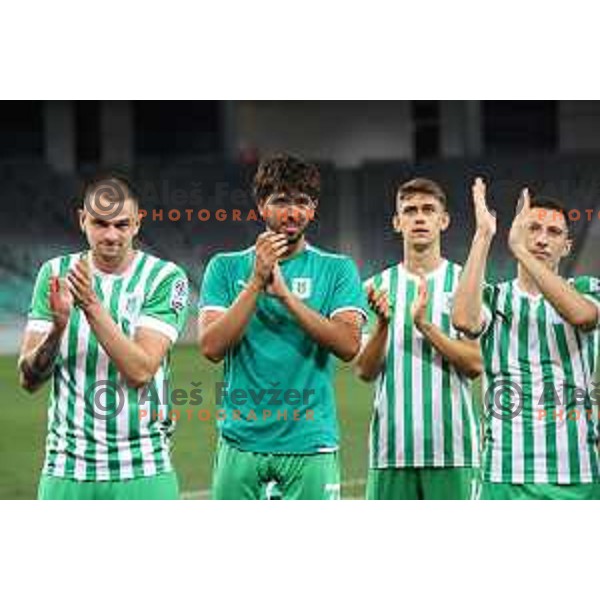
[
  {"xmin": 472, "ymin": 177, "xmax": 496, "ymax": 238},
  {"xmin": 366, "ymin": 283, "xmax": 391, "ymax": 324},
  {"xmin": 508, "ymin": 187, "xmax": 532, "ymax": 256},
  {"xmin": 252, "ymin": 232, "xmax": 288, "ymax": 289},
  {"xmin": 411, "ymin": 272, "xmax": 429, "ymax": 328},
  {"xmin": 265, "ymin": 262, "xmax": 290, "ymax": 299},
  {"xmin": 48, "ymin": 276, "xmax": 73, "ymax": 330},
  {"xmin": 67, "ymin": 258, "xmax": 98, "ymax": 310}
]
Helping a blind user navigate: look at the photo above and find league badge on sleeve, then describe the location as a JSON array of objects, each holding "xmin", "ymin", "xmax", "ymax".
[{"xmin": 170, "ymin": 278, "xmax": 189, "ymax": 312}]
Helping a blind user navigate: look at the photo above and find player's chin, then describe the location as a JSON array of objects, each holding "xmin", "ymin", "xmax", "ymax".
[
  {"xmin": 410, "ymin": 238, "xmax": 434, "ymax": 250},
  {"xmin": 97, "ymin": 245, "xmax": 124, "ymax": 259}
]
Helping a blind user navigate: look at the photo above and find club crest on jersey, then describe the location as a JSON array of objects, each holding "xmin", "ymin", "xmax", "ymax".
[
  {"xmin": 170, "ymin": 278, "xmax": 189, "ymax": 312},
  {"xmin": 124, "ymin": 294, "xmax": 142, "ymax": 318},
  {"xmin": 292, "ymin": 277, "xmax": 312, "ymax": 299}
]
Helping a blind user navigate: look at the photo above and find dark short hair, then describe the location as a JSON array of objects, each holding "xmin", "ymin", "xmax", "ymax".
[
  {"xmin": 529, "ymin": 194, "xmax": 569, "ymax": 224},
  {"xmin": 81, "ymin": 173, "xmax": 140, "ymax": 208},
  {"xmin": 253, "ymin": 154, "xmax": 320, "ymax": 204},
  {"xmin": 396, "ymin": 178, "xmax": 447, "ymax": 210}
]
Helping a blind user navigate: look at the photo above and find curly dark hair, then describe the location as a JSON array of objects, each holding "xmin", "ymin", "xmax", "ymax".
[{"xmin": 253, "ymin": 153, "xmax": 320, "ymax": 204}]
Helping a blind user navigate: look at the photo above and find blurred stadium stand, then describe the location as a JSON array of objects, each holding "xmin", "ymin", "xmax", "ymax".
[{"xmin": 0, "ymin": 153, "xmax": 599, "ymax": 352}]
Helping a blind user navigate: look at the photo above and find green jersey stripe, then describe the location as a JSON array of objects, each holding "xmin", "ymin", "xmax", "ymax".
[
  {"xmin": 106, "ymin": 278, "xmax": 123, "ymax": 479},
  {"xmin": 516, "ymin": 296, "xmax": 533, "ymax": 483},
  {"xmin": 538, "ymin": 302, "xmax": 557, "ymax": 482},
  {"xmin": 55, "ymin": 254, "xmax": 80, "ymax": 477},
  {"xmin": 421, "ymin": 278, "xmax": 434, "ymax": 463},
  {"xmin": 385, "ymin": 267, "xmax": 398, "ymax": 465},
  {"xmin": 402, "ymin": 278, "xmax": 416, "ymax": 465}
]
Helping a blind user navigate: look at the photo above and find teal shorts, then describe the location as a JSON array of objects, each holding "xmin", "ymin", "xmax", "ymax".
[
  {"xmin": 475, "ymin": 481, "xmax": 600, "ymax": 500},
  {"xmin": 38, "ymin": 471, "xmax": 179, "ymax": 500},
  {"xmin": 212, "ymin": 438, "xmax": 340, "ymax": 500},
  {"xmin": 366, "ymin": 467, "xmax": 477, "ymax": 500}
]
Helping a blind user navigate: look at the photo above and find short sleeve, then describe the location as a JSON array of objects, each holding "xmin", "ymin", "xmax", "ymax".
[
  {"xmin": 573, "ymin": 276, "xmax": 600, "ymax": 329},
  {"xmin": 138, "ymin": 266, "xmax": 189, "ymax": 344},
  {"xmin": 329, "ymin": 257, "xmax": 368, "ymax": 322},
  {"xmin": 198, "ymin": 255, "xmax": 232, "ymax": 314},
  {"xmin": 26, "ymin": 260, "xmax": 54, "ymax": 333}
]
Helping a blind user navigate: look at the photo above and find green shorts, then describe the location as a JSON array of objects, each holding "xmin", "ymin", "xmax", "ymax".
[
  {"xmin": 366, "ymin": 467, "xmax": 477, "ymax": 500},
  {"xmin": 38, "ymin": 471, "xmax": 179, "ymax": 500},
  {"xmin": 212, "ymin": 438, "xmax": 340, "ymax": 500},
  {"xmin": 475, "ymin": 481, "xmax": 600, "ymax": 500}
]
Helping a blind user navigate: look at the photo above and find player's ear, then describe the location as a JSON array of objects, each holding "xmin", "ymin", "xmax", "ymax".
[
  {"xmin": 78, "ymin": 208, "xmax": 86, "ymax": 232},
  {"xmin": 392, "ymin": 212, "xmax": 401, "ymax": 233},
  {"xmin": 257, "ymin": 198, "xmax": 267, "ymax": 220},
  {"xmin": 440, "ymin": 210, "xmax": 450, "ymax": 232},
  {"xmin": 562, "ymin": 236, "xmax": 572, "ymax": 258},
  {"xmin": 132, "ymin": 216, "xmax": 141, "ymax": 237}
]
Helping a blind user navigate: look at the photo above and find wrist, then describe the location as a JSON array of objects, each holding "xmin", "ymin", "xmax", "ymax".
[
  {"xmin": 510, "ymin": 242, "xmax": 528, "ymax": 260},
  {"xmin": 415, "ymin": 318, "xmax": 431, "ymax": 334},
  {"xmin": 51, "ymin": 322, "xmax": 67, "ymax": 337},
  {"xmin": 277, "ymin": 287, "xmax": 294, "ymax": 305},
  {"xmin": 246, "ymin": 276, "xmax": 264, "ymax": 295},
  {"xmin": 375, "ymin": 316, "xmax": 390, "ymax": 330},
  {"xmin": 474, "ymin": 229, "xmax": 495, "ymax": 244},
  {"xmin": 81, "ymin": 296, "xmax": 102, "ymax": 318}
]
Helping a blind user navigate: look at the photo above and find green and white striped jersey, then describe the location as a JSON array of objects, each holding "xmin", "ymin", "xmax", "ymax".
[
  {"xmin": 364, "ymin": 260, "xmax": 480, "ymax": 469},
  {"xmin": 480, "ymin": 276, "xmax": 600, "ymax": 484},
  {"xmin": 27, "ymin": 251, "xmax": 189, "ymax": 482}
]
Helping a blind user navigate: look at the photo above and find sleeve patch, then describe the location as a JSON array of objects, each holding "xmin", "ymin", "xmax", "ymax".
[{"xmin": 170, "ymin": 277, "xmax": 189, "ymax": 312}]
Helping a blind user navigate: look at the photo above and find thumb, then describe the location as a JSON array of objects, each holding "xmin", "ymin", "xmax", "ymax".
[{"xmin": 522, "ymin": 187, "xmax": 531, "ymax": 210}]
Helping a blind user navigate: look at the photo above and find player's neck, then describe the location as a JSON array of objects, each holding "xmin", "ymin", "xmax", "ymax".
[
  {"xmin": 517, "ymin": 266, "xmax": 543, "ymax": 297},
  {"xmin": 403, "ymin": 243, "xmax": 443, "ymax": 276},
  {"xmin": 280, "ymin": 236, "xmax": 306, "ymax": 261},
  {"xmin": 91, "ymin": 248, "xmax": 137, "ymax": 275}
]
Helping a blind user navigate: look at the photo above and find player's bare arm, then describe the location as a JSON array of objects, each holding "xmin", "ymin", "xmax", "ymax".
[
  {"xmin": 67, "ymin": 258, "xmax": 172, "ymax": 388},
  {"xmin": 452, "ymin": 177, "xmax": 496, "ymax": 337},
  {"xmin": 268, "ymin": 262, "xmax": 362, "ymax": 362},
  {"xmin": 198, "ymin": 232, "xmax": 288, "ymax": 362},
  {"xmin": 18, "ymin": 276, "xmax": 71, "ymax": 392},
  {"xmin": 354, "ymin": 284, "xmax": 390, "ymax": 381},
  {"xmin": 412, "ymin": 273, "xmax": 482, "ymax": 379},
  {"xmin": 509, "ymin": 188, "xmax": 598, "ymax": 331}
]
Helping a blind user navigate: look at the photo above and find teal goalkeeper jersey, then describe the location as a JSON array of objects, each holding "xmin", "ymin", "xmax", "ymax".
[
  {"xmin": 198, "ymin": 243, "xmax": 367, "ymax": 454},
  {"xmin": 480, "ymin": 276, "xmax": 600, "ymax": 484},
  {"xmin": 27, "ymin": 251, "xmax": 189, "ymax": 482}
]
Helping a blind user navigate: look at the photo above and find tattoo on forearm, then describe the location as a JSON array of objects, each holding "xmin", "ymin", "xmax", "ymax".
[{"xmin": 21, "ymin": 332, "xmax": 62, "ymax": 384}]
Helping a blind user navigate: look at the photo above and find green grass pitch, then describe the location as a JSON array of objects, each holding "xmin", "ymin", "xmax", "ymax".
[{"xmin": 0, "ymin": 345, "xmax": 375, "ymax": 499}]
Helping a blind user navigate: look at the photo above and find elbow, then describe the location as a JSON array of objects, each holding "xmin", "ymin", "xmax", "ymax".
[
  {"xmin": 198, "ymin": 335, "xmax": 224, "ymax": 364},
  {"xmin": 463, "ymin": 357, "xmax": 483, "ymax": 380},
  {"xmin": 124, "ymin": 365, "xmax": 157, "ymax": 390},
  {"xmin": 124, "ymin": 374, "xmax": 152, "ymax": 390},
  {"xmin": 337, "ymin": 338, "xmax": 361, "ymax": 364},
  {"xmin": 353, "ymin": 362, "xmax": 378, "ymax": 383},
  {"xmin": 570, "ymin": 307, "xmax": 599, "ymax": 331},
  {"xmin": 17, "ymin": 361, "xmax": 42, "ymax": 394},
  {"xmin": 452, "ymin": 316, "xmax": 479, "ymax": 339},
  {"xmin": 352, "ymin": 349, "xmax": 380, "ymax": 383},
  {"xmin": 19, "ymin": 372, "xmax": 39, "ymax": 394}
]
